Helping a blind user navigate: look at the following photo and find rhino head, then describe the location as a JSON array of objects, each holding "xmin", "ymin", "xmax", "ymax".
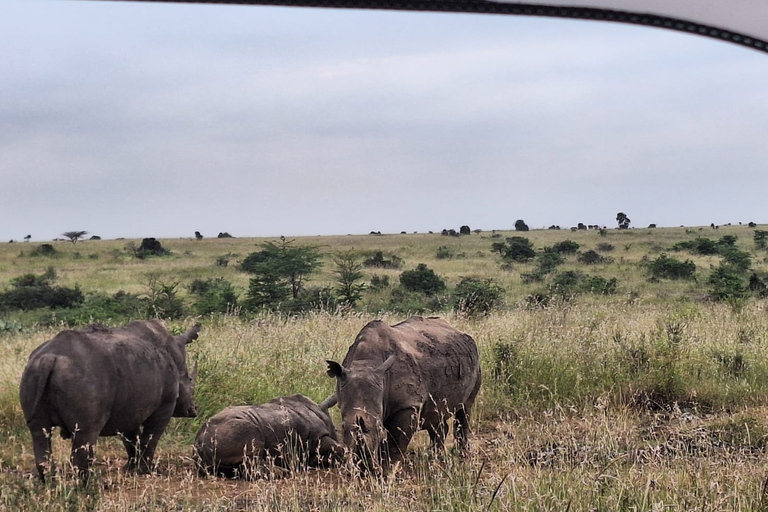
[
  {"xmin": 326, "ymin": 355, "xmax": 395, "ymax": 468},
  {"xmin": 172, "ymin": 324, "xmax": 201, "ymax": 418}
]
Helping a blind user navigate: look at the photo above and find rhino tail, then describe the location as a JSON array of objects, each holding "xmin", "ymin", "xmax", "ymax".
[
  {"xmin": 318, "ymin": 394, "xmax": 338, "ymax": 412},
  {"xmin": 23, "ymin": 353, "xmax": 57, "ymax": 421},
  {"xmin": 177, "ymin": 323, "xmax": 202, "ymax": 345}
]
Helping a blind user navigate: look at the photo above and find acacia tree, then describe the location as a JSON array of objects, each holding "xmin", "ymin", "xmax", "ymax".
[{"xmin": 62, "ymin": 230, "xmax": 88, "ymax": 244}]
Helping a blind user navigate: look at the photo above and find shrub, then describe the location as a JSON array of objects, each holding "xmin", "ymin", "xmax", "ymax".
[
  {"xmin": 459, "ymin": 225, "xmax": 471, "ymax": 235},
  {"xmin": 596, "ymin": 243, "xmax": 615, "ymax": 252},
  {"xmin": 500, "ymin": 237, "xmax": 535, "ymax": 263},
  {"xmin": 708, "ymin": 264, "xmax": 748, "ymax": 301},
  {"xmin": 132, "ymin": 238, "xmax": 170, "ymax": 259},
  {"xmin": 648, "ymin": 254, "xmax": 697, "ymax": 280},
  {"xmin": 755, "ymin": 230, "xmax": 768, "ymax": 249},
  {"xmin": 582, "ymin": 276, "xmax": 618, "ymax": 294},
  {"xmin": 144, "ymin": 274, "xmax": 186, "ymax": 319},
  {"xmin": 551, "ymin": 240, "xmax": 579, "ymax": 254},
  {"xmin": 388, "ymin": 287, "xmax": 444, "ymax": 315},
  {"xmin": 0, "ymin": 268, "xmax": 83, "ymax": 311},
  {"xmin": 189, "ymin": 278, "xmax": 239, "ymax": 315},
  {"xmin": 435, "ymin": 246, "xmax": 454, "ymax": 259},
  {"xmin": 363, "ymin": 251, "xmax": 402, "ymax": 269},
  {"xmin": 369, "ymin": 274, "xmax": 390, "ymax": 291},
  {"xmin": 578, "ymin": 250, "xmax": 606, "ymax": 265},
  {"xmin": 672, "ymin": 237, "xmax": 719, "ymax": 255},
  {"xmin": 29, "ymin": 244, "xmax": 57, "ymax": 257},
  {"xmin": 720, "ymin": 247, "xmax": 752, "ymax": 273},
  {"xmin": 514, "ymin": 219, "xmax": 529, "ymax": 232},
  {"xmin": 399, "ymin": 264, "xmax": 446, "ymax": 296},
  {"xmin": 551, "ymin": 271, "xmax": 582, "ymax": 297},
  {"xmin": 453, "ymin": 277, "xmax": 505, "ymax": 316},
  {"xmin": 53, "ymin": 291, "xmax": 147, "ymax": 326},
  {"xmin": 536, "ymin": 251, "xmax": 564, "ymax": 274}
]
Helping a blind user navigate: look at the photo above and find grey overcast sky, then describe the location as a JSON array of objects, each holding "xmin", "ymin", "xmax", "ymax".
[{"xmin": 1, "ymin": 1, "xmax": 767, "ymax": 241}]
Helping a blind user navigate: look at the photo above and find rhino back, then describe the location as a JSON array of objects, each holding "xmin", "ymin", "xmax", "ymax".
[
  {"xmin": 20, "ymin": 323, "xmax": 180, "ymax": 437},
  {"xmin": 196, "ymin": 395, "xmax": 335, "ymax": 468},
  {"xmin": 347, "ymin": 316, "xmax": 481, "ymax": 414}
]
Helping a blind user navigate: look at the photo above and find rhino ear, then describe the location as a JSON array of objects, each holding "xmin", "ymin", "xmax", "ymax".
[
  {"xmin": 374, "ymin": 355, "xmax": 397, "ymax": 376},
  {"xmin": 326, "ymin": 360, "xmax": 347, "ymax": 380}
]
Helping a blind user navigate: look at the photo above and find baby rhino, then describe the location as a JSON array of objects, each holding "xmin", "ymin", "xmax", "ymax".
[{"xmin": 195, "ymin": 394, "xmax": 343, "ymax": 478}]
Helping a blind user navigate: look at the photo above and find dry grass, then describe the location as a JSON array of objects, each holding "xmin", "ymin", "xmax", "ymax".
[{"xmin": 2, "ymin": 227, "xmax": 768, "ymax": 509}]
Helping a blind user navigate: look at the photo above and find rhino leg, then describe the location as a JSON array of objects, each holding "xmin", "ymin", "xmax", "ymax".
[
  {"xmin": 313, "ymin": 435, "xmax": 345, "ymax": 467},
  {"xmin": 133, "ymin": 407, "xmax": 174, "ymax": 473},
  {"xmin": 70, "ymin": 429, "xmax": 99, "ymax": 482},
  {"xmin": 383, "ymin": 408, "xmax": 419, "ymax": 464},
  {"xmin": 120, "ymin": 431, "xmax": 142, "ymax": 472},
  {"xmin": 452, "ymin": 405, "xmax": 471, "ymax": 455},
  {"xmin": 426, "ymin": 418, "xmax": 449, "ymax": 454},
  {"xmin": 30, "ymin": 427, "xmax": 52, "ymax": 481}
]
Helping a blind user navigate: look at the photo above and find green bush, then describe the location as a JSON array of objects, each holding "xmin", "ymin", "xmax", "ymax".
[
  {"xmin": 672, "ymin": 237, "xmax": 719, "ymax": 255},
  {"xmin": 720, "ymin": 247, "xmax": 752, "ymax": 273},
  {"xmin": 754, "ymin": 230, "xmax": 768, "ymax": 249},
  {"xmin": 536, "ymin": 251, "xmax": 565, "ymax": 274},
  {"xmin": 551, "ymin": 240, "xmax": 580, "ymax": 254},
  {"xmin": 578, "ymin": 250, "xmax": 607, "ymax": 265},
  {"xmin": 435, "ymin": 246, "xmax": 454, "ymax": 259},
  {"xmin": 189, "ymin": 277, "xmax": 239, "ymax": 315},
  {"xmin": 363, "ymin": 251, "xmax": 403, "ymax": 269},
  {"xmin": 399, "ymin": 264, "xmax": 446, "ymax": 296},
  {"xmin": 0, "ymin": 268, "xmax": 84, "ymax": 311},
  {"xmin": 53, "ymin": 291, "xmax": 147, "ymax": 326},
  {"xmin": 499, "ymin": 237, "xmax": 535, "ymax": 263},
  {"xmin": 29, "ymin": 244, "xmax": 58, "ymax": 257},
  {"xmin": 708, "ymin": 264, "xmax": 748, "ymax": 301},
  {"xmin": 453, "ymin": 277, "xmax": 505, "ymax": 316},
  {"xmin": 648, "ymin": 254, "xmax": 697, "ymax": 280},
  {"xmin": 369, "ymin": 274, "xmax": 390, "ymax": 291}
]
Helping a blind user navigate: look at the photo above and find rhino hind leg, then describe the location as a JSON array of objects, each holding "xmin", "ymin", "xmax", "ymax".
[
  {"xmin": 452, "ymin": 405, "xmax": 472, "ymax": 455},
  {"xmin": 30, "ymin": 427, "xmax": 53, "ymax": 481},
  {"xmin": 131, "ymin": 406, "xmax": 174, "ymax": 474},
  {"xmin": 70, "ymin": 429, "xmax": 99, "ymax": 482}
]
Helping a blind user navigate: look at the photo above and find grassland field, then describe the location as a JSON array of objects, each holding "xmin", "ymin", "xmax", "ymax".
[{"xmin": 1, "ymin": 225, "xmax": 768, "ymax": 511}]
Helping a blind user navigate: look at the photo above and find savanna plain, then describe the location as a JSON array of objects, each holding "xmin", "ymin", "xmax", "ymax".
[{"xmin": 2, "ymin": 224, "xmax": 768, "ymax": 511}]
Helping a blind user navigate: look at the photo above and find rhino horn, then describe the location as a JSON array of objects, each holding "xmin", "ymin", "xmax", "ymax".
[
  {"xmin": 374, "ymin": 355, "xmax": 397, "ymax": 376},
  {"xmin": 318, "ymin": 394, "xmax": 338, "ymax": 411},
  {"xmin": 191, "ymin": 361, "xmax": 198, "ymax": 382},
  {"xmin": 177, "ymin": 323, "xmax": 202, "ymax": 345}
]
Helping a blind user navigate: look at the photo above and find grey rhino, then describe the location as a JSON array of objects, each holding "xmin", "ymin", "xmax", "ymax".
[
  {"xmin": 19, "ymin": 320, "xmax": 200, "ymax": 481},
  {"xmin": 326, "ymin": 316, "xmax": 481, "ymax": 468},
  {"xmin": 194, "ymin": 394, "xmax": 343, "ymax": 478}
]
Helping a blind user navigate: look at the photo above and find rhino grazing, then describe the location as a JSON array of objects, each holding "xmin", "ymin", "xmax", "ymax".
[
  {"xmin": 194, "ymin": 394, "xmax": 344, "ymax": 478},
  {"xmin": 326, "ymin": 316, "xmax": 481, "ymax": 469},
  {"xmin": 19, "ymin": 320, "xmax": 200, "ymax": 481}
]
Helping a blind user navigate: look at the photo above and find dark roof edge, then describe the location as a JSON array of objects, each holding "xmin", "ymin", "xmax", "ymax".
[{"xmin": 93, "ymin": 0, "xmax": 768, "ymax": 54}]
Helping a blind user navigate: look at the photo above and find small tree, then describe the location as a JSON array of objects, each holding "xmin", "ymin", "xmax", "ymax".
[
  {"xmin": 242, "ymin": 237, "xmax": 323, "ymax": 310},
  {"xmin": 499, "ymin": 237, "xmax": 535, "ymax": 263},
  {"xmin": 453, "ymin": 277, "xmax": 504, "ymax": 317},
  {"xmin": 332, "ymin": 251, "xmax": 366, "ymax": 307},
  {"xmin": 459, "ymin": 225, "xmax": 471, "ymax": 235},
  {"xmin": 616, "ymin": 213, "xmax": 631, "ymax": 229},
  {"xmin": 399, "ymin": 264, "xmax": 446, "ymax": 296},
  {"xmin": 62, "ymin": 230, "xmax": 88, "ymax": 244},
  {"xmin": 514, "ymin": 219, "xmax": 530, "ymax": 232}
]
